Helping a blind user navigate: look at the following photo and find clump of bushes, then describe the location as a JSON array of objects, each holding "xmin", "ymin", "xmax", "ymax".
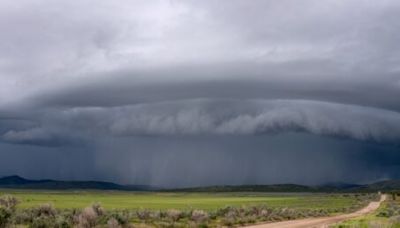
[
  {"xmin": 191, "ymin": 209, "xmax": 209, "ymax": 223},
  {"xmin": 136, "ymin": 209, "xmax": 151, "ymax": 221},
  {"xmin": 33, "ymin": 203, "xmax": 57, "ymax": 217},
  {"xmin": 75, "ymin": 203, "xmax": 105, "ymax": 228},
  {"xmin": 105, "ymin": 210, "xmax": 131, "ymax": 227},
  {"xmin": 0, "ymin": 207, "xmax": 12, "ymax": 228},
  {"xmin": 107, "ymin": 217, "xmax": 121, "ymax": 228},
  {"xmin": 28, "ymin": 203, "xmax": 73, "ymax": 228},
  {"xmin": 0, "ymin": 195, "xmax": 19, "ymax": 227},
  {"xmin": 0, "ymin": 195, "xmax": 19, "ymax": 211},
  {"xmin": 166, "ymin": 209, "xmax": 183, "ymax": 222},
  {"xmin": 30, "ymin": 203, "xmax": 57, "ymax": 228},
  {"xmin": 377, "ymin": 201, "xmax": 400, "ymax": 218}
]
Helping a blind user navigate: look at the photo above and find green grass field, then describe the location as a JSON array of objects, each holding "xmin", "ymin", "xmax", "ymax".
[{"xmin": 0, "ymin": 189, "xmax": 361, "ymax": 211}]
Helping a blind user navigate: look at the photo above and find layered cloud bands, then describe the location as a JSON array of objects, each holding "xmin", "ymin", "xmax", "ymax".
[{"xmin": 2, "ymin": 99, "xmax": 400, "ymax": 146}]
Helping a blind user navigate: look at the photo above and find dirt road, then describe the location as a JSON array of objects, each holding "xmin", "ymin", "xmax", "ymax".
[{"xmin": 244, "ymin": 194, "xmax": 386, "ymax": 228}]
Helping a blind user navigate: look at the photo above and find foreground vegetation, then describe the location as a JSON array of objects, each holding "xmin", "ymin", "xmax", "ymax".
[
  {"xmin": 0, "ymin": 190, "xmax": 379, "ymax": 227},
  {"xmin": 331, "ymin": 193, "xmax": 400, "ymax": 228}
]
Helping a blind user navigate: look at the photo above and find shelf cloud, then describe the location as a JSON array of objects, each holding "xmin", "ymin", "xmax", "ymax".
[{"xmin": 3, "ymin": 99, "xmax": 400, "ymax": 146}]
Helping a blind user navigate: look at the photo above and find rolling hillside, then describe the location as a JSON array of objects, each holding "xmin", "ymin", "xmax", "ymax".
[
  {"xmin": 1, "ymin": 175, "xmax": 399, "ymax": 192},
  {"xmin": 0, "ymin": 175, "xmax": 152, "ymax": 191}
]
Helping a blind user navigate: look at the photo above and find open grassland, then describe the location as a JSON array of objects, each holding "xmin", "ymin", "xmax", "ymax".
[
  {"xmin": 0, "ymin": 189, "xmax": 362, "ymax": 210},
  {"xmin": 0, "ymin": 190, "xmax": 379, "ymax": 227},
  {"xmin": 331, "ymin": 193, "xmax": 400, "ymax": 228}
]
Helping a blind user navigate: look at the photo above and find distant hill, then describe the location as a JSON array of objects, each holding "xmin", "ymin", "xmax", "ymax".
[
  {"xmin": 167, "ymin": 184, "xmax": 318, "ymax": 193},
  {"xmin": 1, "ymin": 175, "xmax": 399, "ymax": 192},
  {"xmin": 166, "ymin": 181, "xmax": 400, "ymax": 193},
  {"xmin": 350, "ymin": 180, "xmax": 400, "ymax": 192},
  {"xmin": 0, "ymin": 175, "xmax": 154, "ymax": 191}
]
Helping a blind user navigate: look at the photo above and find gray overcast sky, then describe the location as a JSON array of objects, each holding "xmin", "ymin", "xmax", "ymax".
[{"xmin": 0, "ymin": 0, "xmax": 400, "ymax": 186}]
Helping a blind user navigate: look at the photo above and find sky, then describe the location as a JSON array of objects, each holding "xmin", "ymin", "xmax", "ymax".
[{"xmin": 1, "ymin": 0, "xmax": 400, "ymax": 187}]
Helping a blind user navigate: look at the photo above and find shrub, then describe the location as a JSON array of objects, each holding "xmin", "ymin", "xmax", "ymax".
[
  {"xmin": 216, "ymin": 206, "xmax": 234, "ymax": 217},
  {"xmin": 57, "ymin": 210, "xmax": 75, "ymax": 226},
  {"xmin": 260, "ymin": 209, "xmax": 271, "ymax": 218},
  {"xmin": 77, "ymin": 208, "xmax": 96, "ymax": 227},
  {"xmin": 76, "ymin": 203, "xmax": 104, "ymax": 228},
  {"xmin": 191, "ymin": 210, "xmax": 209, "ymax": 223},
  {"xmin": 136, "ymin": 209, "xmax": 151, "ymax": 221},
  {"xmin": 149, "ymin": 210, "xmax": 161, "ymax": 220},
  {"xmin": 90, "ymin": 203, "xmax": 105, "ymax": 216},
  {"xmin": 0, "ymin": 195, "xmax": 19, "ymax": 211},
  {"xmin": 107, "ymin": 211, "xmax": 130, "ymax": 226},
  {"xmin": 27, "ymin": 204, "xmax": 62, "ymax": 228},
  {"xmin": 12, "ymin": 209, "xmax": 33, "ymax": 224},
  {"xmin": 221, "ymin": 216, "xmax": 235, "ymax": 226},
  {"xmin": 33, "ymin": 203, "xmax": 57, "ymax": 218},
  {"xmin": 107, "ymin": 218, "xmax": 121, "ymax": 228},
  {"xmin": 55, "ymin": 215, "xmax": 72, "ymax": 228},
  {"xmin": 29, "ymin": 216, "xmax": 57, "ymax": 228},
  {"xmin": 0, "ymin": 207, "xmax": 12, "ymax": 228},
  {"xmin": 248, "ymin": 205, "xmax": 264, "ymax": 216},
  {"xmin": 166, "ymin": 209, "xmax": 183, "ymax": 222}
]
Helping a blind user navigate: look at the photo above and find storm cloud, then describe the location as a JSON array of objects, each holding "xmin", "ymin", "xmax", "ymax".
[
  {"xmin": 3, "ymin": 99, "xmax": 400, "ymax": 145},
  {"xmin": 0, "ymin": 0, "xmax": 399, "ymax": 186}
]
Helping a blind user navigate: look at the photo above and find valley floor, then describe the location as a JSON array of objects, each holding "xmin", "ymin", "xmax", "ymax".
[{"xmin": 0, "ymin": 190, "xmax": 381, "ymax": 227}]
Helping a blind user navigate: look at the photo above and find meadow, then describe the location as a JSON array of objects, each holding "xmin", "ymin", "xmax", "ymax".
[{"xmin": 0, "ymin": 189, "xmax": 362, "ymax": 210}]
